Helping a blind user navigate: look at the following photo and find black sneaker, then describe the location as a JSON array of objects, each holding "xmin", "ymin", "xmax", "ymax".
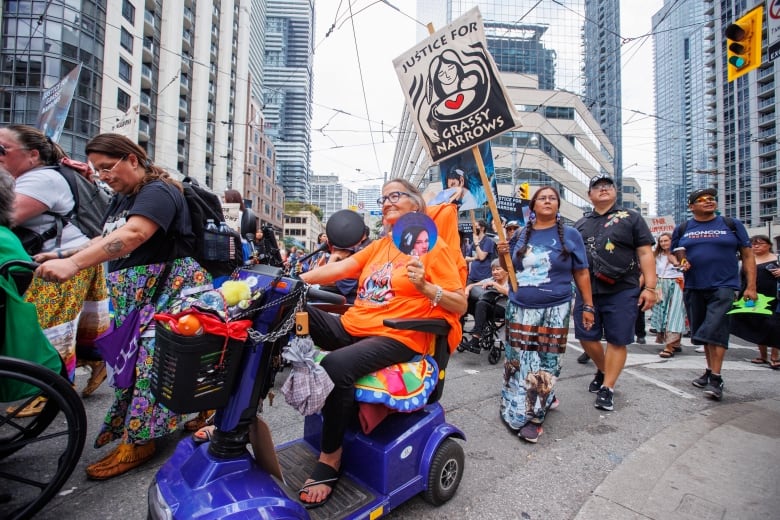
[
  {"xmin": 518, "ymin": 422, "xmax": 543, "ymax": 443},
  {"xmin": 636, "ymin": 336, "xmax": 647, "ymax": 345},
  {"xmin": 465, "ymin": 336, "xmax": 482, "ymax": 354},
  {"xmin": 594, "ymin": 387, "xmax": 614, "ymax": 411},
  {"xmin": 588, "ymin": 371, "xmax": 604, "ymax": 393},
  {"xmin": 703, "ymin": 375, "xmax": 723, "ymax": 400},
  {"xmin": 649, "ymin": 328, "xmax": 658, "ymax": 334},
  {"xmin": 692, "ymin": 369, "xmax": 711, "ymax": 388},
  {"xmin": 577, "ymin": 352, "xmax": 590, "ymax": 364}
]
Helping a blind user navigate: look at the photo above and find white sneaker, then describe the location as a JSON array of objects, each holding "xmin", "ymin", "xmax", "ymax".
[{"xmin": 695, "ymin": 345, "xmax": 705, "ymax": 353}]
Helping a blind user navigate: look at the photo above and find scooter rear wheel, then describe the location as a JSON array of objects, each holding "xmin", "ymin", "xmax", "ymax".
[{"xmin": 423, "ymin": 437, "xmax": 464, "ymax": 506}]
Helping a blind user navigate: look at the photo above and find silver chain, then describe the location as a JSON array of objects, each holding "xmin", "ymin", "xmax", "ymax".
[{"xmin": 246, "ymin": 288, "xmax": 305, "ymax": 344}]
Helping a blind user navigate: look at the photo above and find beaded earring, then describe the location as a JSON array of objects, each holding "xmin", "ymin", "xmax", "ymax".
[
  {"xmin": 529, "ymin": 210, "xmax": 537, "ymax": 222},
  {"xmin": 556, "ymin": 212, "xmax": 561, "ymax": 222}
]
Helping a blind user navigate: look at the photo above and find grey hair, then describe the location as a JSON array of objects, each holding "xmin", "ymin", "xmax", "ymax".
[{"xmin": 0, "ymin": 170, "xmax": 15, "ymax": 227}]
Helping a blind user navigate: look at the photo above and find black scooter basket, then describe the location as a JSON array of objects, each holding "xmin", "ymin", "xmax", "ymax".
[{"xmin": 151, "ymin": 325, "xmax": 245, "ymax": 414}]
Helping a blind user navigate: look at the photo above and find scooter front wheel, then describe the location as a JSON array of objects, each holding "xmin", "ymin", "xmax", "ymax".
[{"xmin": 422, "ymin": 437, "xmax": 464, "ymax": 506}]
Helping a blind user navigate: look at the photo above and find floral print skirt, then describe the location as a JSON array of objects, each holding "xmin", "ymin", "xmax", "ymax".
[
  {"xmin": 500, "ymin": 300, "xmax": 571, "ymax": 431},
  {"xmin": 25, "ymin": 263, "xmax": 107, "ymax": 381},
  {"xmin": 95, "ymin": 258, "xmax": 211, "ymax": 447}
]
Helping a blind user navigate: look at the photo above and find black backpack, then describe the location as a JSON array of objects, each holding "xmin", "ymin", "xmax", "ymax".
[
  {"xmin": 12, "ymin": 163, "xmax": 112, "ymax": 255},
  {"xmin": 179, "ymin": 177, "xmax": 243, "ymax": 278},
  {"xmin": 51, "ymin": 164, "xmax": 112, "ymax": 238},
  {"xmin": 675, "ymin": 216, "xmax": 737, "ymax": 238}
]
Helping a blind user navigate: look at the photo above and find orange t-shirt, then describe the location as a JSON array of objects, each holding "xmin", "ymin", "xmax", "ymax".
[
  {"xmin": 426, "ymin": 203, "xmax": 468, "ymax": 286},
  {"xmin": 342, "ymin": 233, "xmax": 464, "ymax": 354}
]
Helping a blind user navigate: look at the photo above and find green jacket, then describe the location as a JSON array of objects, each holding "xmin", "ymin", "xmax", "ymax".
[{"xmin": 0, "ymin": 226, "xmax": 62, "ymax": 401}]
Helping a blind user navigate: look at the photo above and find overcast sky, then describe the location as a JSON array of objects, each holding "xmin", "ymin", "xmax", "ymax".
[{"xmin": 310, "ymin": 0, "xmax": 664, "ymax": 212}]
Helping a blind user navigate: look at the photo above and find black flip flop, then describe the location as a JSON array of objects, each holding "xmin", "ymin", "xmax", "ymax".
[
  {"xmin": 192, "ymin": 425, "xmax": 215, "ymax": 445},
  {"xmin": 298, "ymin": 461, "xmax": 340, "ymax": 510},
  {"xmin": 769, "ymin": 360, "xmax": 780, "ymax": 370}
]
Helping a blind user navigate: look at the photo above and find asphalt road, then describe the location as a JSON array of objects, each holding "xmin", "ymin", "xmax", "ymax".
[{"xmin": 16, "ymin": 329, "xmax": 779, "ymax": 520}]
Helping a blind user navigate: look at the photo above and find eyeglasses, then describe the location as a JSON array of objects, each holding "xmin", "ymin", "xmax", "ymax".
[
  {"xmin": 0, "ymin": 144, "xmax": 25, "ymax": 156},
  {"xmin": 536, "ymin": 195, "xmax": 558, "ymax": 202},
  {"xmin": 592, "ymin": 183, "xmax": 614, "ymax": 192},
  {"xmin": 694, "ymin": 196, "xmax": 716, "ymax": 204},
  {"xmin": 377, "ymin": 191, "xmax": 411, "ymax": 206},
  {"xmin": 96, "ymin": 156, "xmax": 127, "ymax": 176}
]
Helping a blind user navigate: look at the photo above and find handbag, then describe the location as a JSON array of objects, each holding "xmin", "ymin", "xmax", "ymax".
[
  {"xmin": 591, "ymin": 253, "xmax": 633, "ymax": 285},
  {"xmin": 94, "ymin": 264, "xmax": 172, "ymax": 388},
  {"xmin": 94, "ymin": 307, "xmax": 144, "ymax": 388}
]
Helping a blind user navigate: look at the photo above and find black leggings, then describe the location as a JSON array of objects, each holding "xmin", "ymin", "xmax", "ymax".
[{"xmin": 306, "ymin": 305, "xmax": 416, "ymax": 454}]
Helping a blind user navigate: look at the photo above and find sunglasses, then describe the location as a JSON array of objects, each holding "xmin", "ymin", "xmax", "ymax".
[
  {"xmin": 0, "ymin": 144, "xmax": 27, "ymax": 156},
  {"xmin": 694, "ymin": 196, "xmax": 716, "ymax": 204}
]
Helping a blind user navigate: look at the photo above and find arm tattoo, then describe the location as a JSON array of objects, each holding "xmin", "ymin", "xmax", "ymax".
[{"xmin": 103, "ymin": 239, "xmax": 125, "ymax": 256}]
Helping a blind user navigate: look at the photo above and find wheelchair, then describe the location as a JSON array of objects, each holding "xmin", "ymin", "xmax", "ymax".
[
  {"xmin": 457, "ymin": 291, "xmax": 506, "ymax": 365},
  {"xmin": 0, "ymin": 260, "xmax": 88, "ymax": 520}
]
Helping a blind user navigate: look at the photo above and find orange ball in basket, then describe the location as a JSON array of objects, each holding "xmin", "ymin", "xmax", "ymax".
[{"xmin": 177, "ymin": 314, "xmax": 203, "ymax": 336}]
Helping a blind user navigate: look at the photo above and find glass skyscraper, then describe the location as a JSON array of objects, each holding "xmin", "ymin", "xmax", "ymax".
[
  {"xmin": 261, "ymin": 0, "xmax": 315, "ymax": 202},
  {"xmin": 654, "ymin": 0, "xmax": 778, "ymax": 228},
  {"xmin": 0, "ymin": 1, "xmax": 105, "ymax": 159},
  {"xmin": 652, "ymin": 0, "xmax": 716, "ymax": 224}
]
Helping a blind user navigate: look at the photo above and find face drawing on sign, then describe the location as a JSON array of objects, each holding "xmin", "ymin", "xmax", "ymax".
[{"xmin": 419, "ymin": 49, "xmax": 489, "ymax": 142}]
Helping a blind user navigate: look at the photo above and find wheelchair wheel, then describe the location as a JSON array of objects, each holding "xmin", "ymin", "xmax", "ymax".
[
  {"xmin": 487, "ymin": 342, "xmax": 502, "ymax": 365},
  {"xmin": 0, "ymin": 356, "xmax": 87, "ymax": 520}
]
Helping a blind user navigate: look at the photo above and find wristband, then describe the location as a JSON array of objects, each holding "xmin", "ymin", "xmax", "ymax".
[
  {"xmin": 582, "ymin": 304, "xmax": 596, "ymax": 314},
  {"xmin": 643, "ymin": 286, "xmax": 656, "ymax": 292},
  {"xmin": 56, "ymin": 249, "xmax": 64, "ymax": 259},
  {"xmin": 430, "ymin": 285, "xmax": 443, "ymax": 307}
]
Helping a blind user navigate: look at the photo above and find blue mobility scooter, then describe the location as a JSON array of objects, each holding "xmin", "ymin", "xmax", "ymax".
[{"xmin": 148, "ymin": 213, "xmax": 466, "ymax": 519}]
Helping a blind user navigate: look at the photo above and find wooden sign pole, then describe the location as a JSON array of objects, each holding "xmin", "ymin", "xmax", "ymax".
[{"xmin": 471, "ymin": 146, "xmax": 518, "ymax": 291}]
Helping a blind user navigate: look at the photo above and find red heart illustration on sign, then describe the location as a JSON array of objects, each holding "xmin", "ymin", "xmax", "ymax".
[{"xmin": 444, "ymin": 93, "xmax": 464, "ymax": 110}]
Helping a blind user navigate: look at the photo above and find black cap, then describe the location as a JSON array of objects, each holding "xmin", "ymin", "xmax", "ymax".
[
  {"xmin": 588, "ymin": 174, "xmax": 615, "ymax": 192},
  {"xmin": 688, "ymin": 188, "xmax": 717, "ymax": 205},
  {"xmin": 506, "ymin": 220, "xmax": 520, "ymax": 229}
]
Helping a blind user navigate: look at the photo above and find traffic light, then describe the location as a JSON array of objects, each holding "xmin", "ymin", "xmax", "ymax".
[
  {"xmin": 518, "ymin": 182, "xmax": 530, "ymax": 200},
  {"xmin": 725, "ymin": 5, "xmax": 763, "ymax": 82}
]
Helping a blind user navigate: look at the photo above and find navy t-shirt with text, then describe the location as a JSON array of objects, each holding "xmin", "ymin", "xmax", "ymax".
[{"xmin": 672, "ymin": 216, "xmax": 750, "ymax": 290}]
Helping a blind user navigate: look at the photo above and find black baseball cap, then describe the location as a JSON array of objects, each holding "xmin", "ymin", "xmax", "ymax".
[
  {"xmin": 688, "ymin": 188, "xmax": 717, "ymax": 205},
  {"xmin": 588, "ymin": 174, "xmax": 615, "ymax": 192}
]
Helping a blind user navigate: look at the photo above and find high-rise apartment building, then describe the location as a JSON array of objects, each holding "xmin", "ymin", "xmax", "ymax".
[
  {"xmin": 0, "ymin": 1, "xmax": 251, "ymax": 197},
  {"xmin": 654, "ymin": 0, "xmax": 779, "ymax": 228},
  {"xmin": 652, "ymin": 0, "xmax": 717, "ymax": 225},
  {"xmin": 261, "ymin": 0, "xmax": 315, "ymax": 202},
  {"xmin": 310, "ymin": 174, "xmax": 358, "ymax": 223}
]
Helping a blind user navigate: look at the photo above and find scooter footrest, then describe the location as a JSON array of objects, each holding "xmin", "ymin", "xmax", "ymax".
[{"xmin": 277, "ymin": 442, "xmax": 378, "ymax": 518}]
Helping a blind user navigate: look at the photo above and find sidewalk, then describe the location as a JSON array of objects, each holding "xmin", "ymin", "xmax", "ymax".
[{"xmin": 575, "ymin": 397, "xmax": 780, "ymax": 520}]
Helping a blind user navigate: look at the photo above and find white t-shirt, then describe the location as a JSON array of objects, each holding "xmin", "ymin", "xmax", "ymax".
[{"xmin": 14, "ymin": 166, "xmax": 90, "ymax": 251}]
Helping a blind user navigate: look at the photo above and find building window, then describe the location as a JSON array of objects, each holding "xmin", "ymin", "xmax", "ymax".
[
  {"xmin": 118, "ymin": 58, "xmax": 132, "ymax": 83},
  {"xmin": 120, "ymin": 27, "xmax": 134, "ymax": 52},
  {"xmin": 117, "ymin": 88, "xmax": 131, "ymax": 111},
  {"xmin": 122, "ymin": 0, "xmax": 136, "ymax": 24}
]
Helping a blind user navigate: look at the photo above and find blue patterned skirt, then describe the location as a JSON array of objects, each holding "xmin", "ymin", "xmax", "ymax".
[{"xmin": 500, "ymin": 300, "xmax": 571, "ymax": 430}]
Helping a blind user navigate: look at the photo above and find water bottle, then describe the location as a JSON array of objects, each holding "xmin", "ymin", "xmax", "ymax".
[
  {"xmin": 219, "ymin": 221, "xmax": 236, "ymax": 260},
  {"xmin": 204, "ymin": 219, "xmax": 219, "ymax": 260}
]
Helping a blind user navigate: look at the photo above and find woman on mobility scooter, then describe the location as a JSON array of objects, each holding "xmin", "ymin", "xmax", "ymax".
[{"xmin": 297, "ymin": 179, "xmax": 467, "ymax": 508}]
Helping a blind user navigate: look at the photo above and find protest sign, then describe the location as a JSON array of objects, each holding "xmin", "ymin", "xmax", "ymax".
[{"xmin": 393, "ymin": 7, "xmax": 521, "ymax": 164}]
